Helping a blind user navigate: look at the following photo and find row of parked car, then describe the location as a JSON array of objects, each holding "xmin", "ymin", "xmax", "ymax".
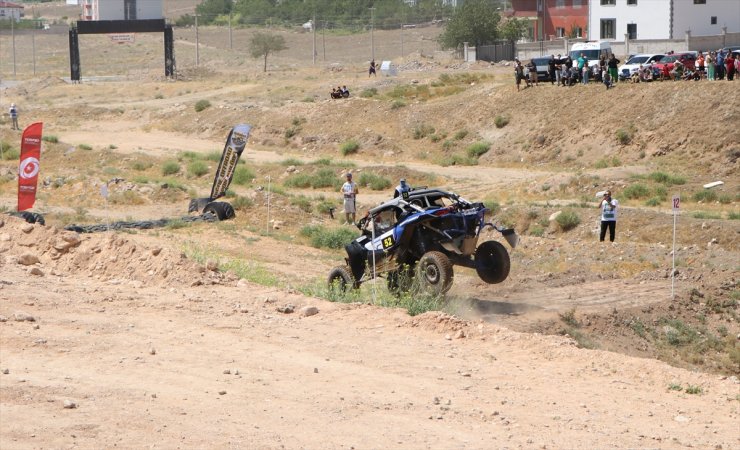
[{"xmin": 526, "ymin": 46, "xmax": 740, "ymax": 82}]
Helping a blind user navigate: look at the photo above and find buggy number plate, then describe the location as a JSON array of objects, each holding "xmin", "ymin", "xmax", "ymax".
[
  {"xmin": 402, "ymin": 191, "xmax": 409, "ymax": 200},
  {"xmin": 381, "ymin": 235, "xmax": 395, "ymax": 249}
]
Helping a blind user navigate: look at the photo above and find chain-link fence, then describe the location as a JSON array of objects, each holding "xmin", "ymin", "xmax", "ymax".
[{"xmin": 0, "ymin": 18, "xmax": 447, "ymax": 80}]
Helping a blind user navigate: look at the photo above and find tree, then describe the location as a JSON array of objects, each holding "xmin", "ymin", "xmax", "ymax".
[
  {"xmin": 196, "ymin": 0, "xmax": 232, "ymax": 24},
  {"xmin": 499, "ymin": 17, "xmax": 528, "ymax": 43},
  {"xmin": 438, "ymin": 0, "xmax": 500, "ymax": 49},
  {"xmin": 249, "ymin": 32, "xmax": 288, "ymax": 72}
]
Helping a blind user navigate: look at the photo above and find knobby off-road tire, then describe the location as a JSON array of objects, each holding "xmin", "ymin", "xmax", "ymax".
[
  {"xmin": 475, "ymin": 240, "xmax": 510, "ymax": 284},
  {"xmin": 386, "ymin": 263, "xmax": 415, "ymax": 297},
  {"xmin": 327, "ymin": 266, "xmax": 357, "ymax": 293},
  {"xmin": 416, "ymin": 251, "xmax": 453, "ymax": 295},
  {"xmin": 9, "ymin": 211, "xmax": 45, "ymax": 225},
  {"xmin": 203, "ymin": 201, "xmax": 236, "ymax": 221},
  {"xmin": 188, "ymin": 197, "xmax": 212, "ymax": 214}
]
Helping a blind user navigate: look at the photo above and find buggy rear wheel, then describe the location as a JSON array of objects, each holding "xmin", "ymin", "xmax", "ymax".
[
  {"xmin": 475, "ymin": 240, "xmax": 510, "ymax": 284},
  {"xmin": 416, "ymin": 251, "xmax": 453, "ymax": 295},
  {"xmin": 203, "ymin": 201, "xmax": 236, "ymax": 221},
  {"xmin": 327, "ymin": 265, "xmax": 357, "ymax": 293}
]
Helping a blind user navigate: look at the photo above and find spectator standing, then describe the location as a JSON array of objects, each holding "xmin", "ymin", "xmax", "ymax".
[
  {"xmin": 369, "ymin": 60, "xmax": 376, "ymax": 77},
  {"xmin": 724, "ymin": 52, "xmax": 735, "ymax": 81},
  {"xmin": 8, "ymin": 103, "xmax": 19, "ymax": 130},
  {"xmin": 607, "ymin": 54, "xmax": 620, "ymax": 84},
  {"xmin": 527, "ymin": 59, "xmax": 539, "ymax": 86},
  {"xmin": 554, "ymin": 54, "xmax": 563, "ymax": 85},
  {"xmin": 706, "ymin": 52, "xmax": 715, "ymax": 80},
  {"xmin": 598, "ymin": 190, "xmax": 618, "ymax": 242},
  {"xmin": 716, "ymin": 50, "xmax": 725, "ymax": 80},
  {"xmin": 582, "ymin": 59, "xmax": 590, "ymax": 84},
  {"xmin": 599, "ymin": 55, "xmax": 607, "ymax": 80},
  {"xmin": 696, "ymin": 52, "xmax": 705, "ymax": 75},
  {"xmin": 340, "ymin": 173, "xmax": 358, "ymax": 224},
  {"xmin": 514, "ymin": 60, "xmax": 525, "ymax": 91},
  {"xmin": 548, "ymin": 56, "xmax": 557, "ymax": 85}
]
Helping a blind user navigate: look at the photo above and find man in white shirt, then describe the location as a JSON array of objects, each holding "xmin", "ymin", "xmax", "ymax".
[
  {"xmin": 340, "ymin": 173, "xmax": 358, "ymax": 225},
  {"xmin": 599, "ymin": 190, "xmax": 618, "ymax": 242}
]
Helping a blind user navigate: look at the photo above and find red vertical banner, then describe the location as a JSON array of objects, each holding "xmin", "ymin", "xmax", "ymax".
[{"xmin": 18, "ymin": 122, "xmax": 43, "ymax": 212}]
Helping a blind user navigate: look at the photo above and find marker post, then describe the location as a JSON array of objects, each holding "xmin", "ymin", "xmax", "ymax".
[
  {"xmin": 266, "ymin": 175, "xmax": 271, "ymax": 235},
  {"xmin": 671, "ymin": 195, "xmax": 680, "ymax": 299}
]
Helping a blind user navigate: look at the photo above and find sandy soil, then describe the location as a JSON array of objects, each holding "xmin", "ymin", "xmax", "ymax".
[{"xmin": 0, "ymin": 217, "xmax": 738, "ymax": 449}]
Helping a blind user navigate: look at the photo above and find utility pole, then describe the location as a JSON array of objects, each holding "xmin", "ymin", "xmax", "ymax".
[
  {"xmin": 400, "ymin": 23, "xmax": 404, "ymax": 61},
  {"xmin": 370, "ymin": 7, "xmax": 375, "ymax": 61},
  {"xmin": 229, "ymin": 12, "xmax": 233, "ymax": 49},
  {"xmin": 32, "ymin": 26, "xmax": 36, "ymax": 75},
  {"xmin": 312, "ymin": 13, "xmax": 316, "ymax": 65},
  {"xmin": 12, "ymin": 16, "xmax": 17, "ymax": 77},
  {"xmin": 195, "ymin": 13, "xmax": 200, "ymax": 66}
]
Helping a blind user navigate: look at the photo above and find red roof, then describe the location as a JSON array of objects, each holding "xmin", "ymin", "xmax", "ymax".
[{"xmin": 0, "ymin": 1, "xmax": 24, "ymax": 8}]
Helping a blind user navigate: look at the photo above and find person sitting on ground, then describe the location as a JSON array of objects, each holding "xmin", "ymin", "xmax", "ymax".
[
  {"xmin": 603, "ymin": 70, "xmax": 613, "ymax": 90},
  {"xmin": 341, "ymin": 85, "xmax": 350, "ymax": 98},
  {"xmin": 569, "ymin": 66, "xmax": 579, "ymax": 86},
  {"xmin": 631, "ymin": 69, "xmax": 641, "ymax": 83},
  {"xmin": 670, "ymin": 61, "xmax": 684, "ymax": 80},
  {"xmin": 560, "ymin": 65, "xmax": 570, "ymax": 86},
  {"xmin": 330, "ymin": 88, "xmax": 342, "ymax": 99}
]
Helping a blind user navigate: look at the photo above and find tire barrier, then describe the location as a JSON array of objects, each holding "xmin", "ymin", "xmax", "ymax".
[
  {"xmin": 7, "ymin": 211, "xmax": 46, "ymax": 226},
  {"xmin": 63, "ymin": 213, "xmax": 219, "ymax": 234}
]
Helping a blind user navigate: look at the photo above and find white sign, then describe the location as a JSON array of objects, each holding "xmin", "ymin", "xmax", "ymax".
[
  {"xmin": 109, "ymin": 34, "xmax": 135, "ymax": 44},
  {"xmin": 672, "ymin": 195, "xmax": 680, "ymax": 213}
]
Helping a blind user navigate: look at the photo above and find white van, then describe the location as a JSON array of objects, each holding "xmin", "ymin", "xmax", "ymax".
[{"xmin": 569, "ymin": 41, "xmax": 612, "ymax": 68}]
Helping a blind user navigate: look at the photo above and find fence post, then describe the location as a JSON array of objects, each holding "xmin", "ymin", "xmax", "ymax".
[
  {"xmin": 463, "ymin": 42, "xmax": 469, "ymax": 61},
  {"xmin": 685, "ymin": 30, "xmax": 691, "ymax": 51},
  {"xmin": 721, "ymin": 26, "xmax": 727, "ymax": 47},
  {"xmin": 624, "ymin": 33, "xmax": 630, "ymax": 56}
]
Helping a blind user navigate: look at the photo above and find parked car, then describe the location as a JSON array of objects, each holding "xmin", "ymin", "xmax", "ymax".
[
  {"xmin": 652, "ymin": 53, "xmax": 696, "ymax": 77},
  {"xmin": 618, "ymin": 53, "xmax": 665, "ymax": 80},
  {"xmin": 530, "ymin": 56, "xmax": 554, "ymax": 81}
]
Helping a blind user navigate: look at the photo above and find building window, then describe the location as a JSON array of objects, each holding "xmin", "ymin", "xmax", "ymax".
[
  {"xmin": 693, "ymin": 0, "xmax": 706, "ymax": 4},
  {"xmin": 556, "ymin": 0, "xmax": 565, "ymax": 8},
  {"xmin": 627, "ymin": 0, "xmax": 637, "ymax": 5},
  {"xmin": 573, "ymin": 0, "xmax": 582, "ymax": 9},
  {"xmin": 556, "ymin": 27, "xmax": 565, "ymax": 37},
  {"xmin": 600, "ymin": 0, "xmax": 616, "ymax": 5},
  {"xmin": 710, "ymin": 16, "xmax": 717, "ymax": 24},
  {"xmin": 627, "ymin": 23, "xmax": 637, "ymax": 39},
  {"xmin": 600, "ymin": 19, "xmax": 616, "ymax": 39}
]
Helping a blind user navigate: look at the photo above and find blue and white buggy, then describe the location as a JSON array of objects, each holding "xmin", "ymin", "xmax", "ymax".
[{"xmin": 327, "ymin": 188, "xmax": 518, "ymax": 295}]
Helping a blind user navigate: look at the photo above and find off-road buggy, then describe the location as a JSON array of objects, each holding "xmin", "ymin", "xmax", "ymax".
[{"xmin": 327, "ymin": 188, "xmax": 518, "ymax": 295}]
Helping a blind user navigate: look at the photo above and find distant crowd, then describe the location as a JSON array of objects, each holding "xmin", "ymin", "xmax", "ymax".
[{"xmin": 515, "ymin": 48, "xmax": 738, "ymax": 92}]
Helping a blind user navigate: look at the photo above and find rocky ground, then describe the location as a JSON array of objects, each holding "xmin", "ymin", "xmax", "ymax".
[{"xmin": 0, "ymin": 14, "xmax": 738, "ymax": 448}]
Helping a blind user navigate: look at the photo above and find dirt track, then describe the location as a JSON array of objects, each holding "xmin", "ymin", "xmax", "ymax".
[{"xmin": 1, "ymin": 241, "xmax": 738, "ymax": 449}]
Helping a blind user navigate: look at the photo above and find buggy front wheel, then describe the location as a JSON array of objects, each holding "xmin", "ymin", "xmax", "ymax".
[{"xmin": 327, "ymin": 266, "xmax": 357, "ymax": 293}]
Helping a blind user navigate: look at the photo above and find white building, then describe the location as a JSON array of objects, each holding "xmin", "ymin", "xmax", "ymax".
[
  {"xmin": 0, "ymin": 1, "xmax": 24, "ymax": 22},
  {"xmin": 588, "ymin": 0, "xmax": 740, "ymax": 41},
  {"xmin": 80, "ymin": 0, "xmax": 162, "ymax": 21}
]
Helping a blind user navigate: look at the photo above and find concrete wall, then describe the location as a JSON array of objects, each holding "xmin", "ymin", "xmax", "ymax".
[
  {"xmin": 588, "ymin": 0, "xmax": 670, "ymax": 41},
  {"xmin": 674, "ymin": 0, "xmax": 740, "ymax": 37}
]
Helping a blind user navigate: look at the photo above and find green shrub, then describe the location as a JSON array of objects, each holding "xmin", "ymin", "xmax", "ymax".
[
  {"xmin": 302, "ymin": 96, "xmax": 315, "ymax": 103},
  {"xmin": 623, "ymin": 183, "xmax": 650, "ymax": 199},
  {"xmin": 718, "ymin": 194, "xmax": 732, "ymax": 204},
  {"xmin": 440, "ymin": 154, "xmax": 479, "ymax": 166},
  {"xmin": 442, "ymin": 140, "xmax": 455, "ymax": 150},
  {"xmin": 494, "ymin": 115, "xmax": 509, "ymax": 128},
  {"xmin": 645, "ymin": 197, "xmax": 662, "ymax": 207},
  {"xmin": 78, "ymin": 144, "xmax": 92, "ymax": 151},
  {"xmin": 281, "ymin": 157, "xmax": 304, "ymax": 166},
  {"xmin": 555, "ymin": 209, "xmax": 581, "ymax": 231},
  {"xmin": 691, "ymin": 211, "xmax": 721, "ymax": 220},
  {"xmin": 692, "ymin": 190, "xmax": 718, "ymax": 203},
  {"xmin": 232, "ymin": 166, "xmax": 255, "ymax": 185},
  {"xmin": 482, "ymin": 198, "xmax": 500, "ymax": 212},
  {"xmin": 292, "ymin": 116, "xmax": 306, "ymax": 126},
  {"xmin": 131, "ymin": 160, "xmax": 152, "ymax": 171},
  {"xmin": 340, "ymin": 139, "xmax": 360, "ymax": 156},
  {"xmin": 284, "ymin": 126, "xmax": 299, "ymax": 138},
  {"xmin": 412, "ymin": 124, "xmax": 435, "ymax": 140},
  {"xmin": 360, "ymin": 88, "xmax": 377, "ymax": 98},
  {"xmin": 466, "ymin": 141, "xmax": 490, "ymax": 158},
  {"xmin": 232, "ymin": 196, "xmax": 254, "ymax": 211},
  {"xmin": 648, "ymin": 171, "xmax": 686, "ymax": 185},
  {"xmin": 358, "ymin": 173, "xmax": 391, "ymax": 190},
  {"xmin": 529, "ymin": 225, "xmax": 545, "ymax": 237},
  {"xmin": 300, "ymin": 225, "xmax": 356, "ymax": 249},
  {"xmin": 205, "ymin": 151, "xmax": 222, "ymax": 161},
  {"xmin": 0, "ymin": 147, "xmax": 19, "ymax": 161},
  {"xmin": 653, "ymin": 185, "xmax": 668, "ymax": 201},
  {"xmin": 42, "ymin": 135, "xmax": 59, "ymax": 143},
  {"xmin": 316, "ymin": 200, "xmax": 336, "ymax": 214},
  {"xmin": 285, "ymin": 168, "xmax": 340, "ymax": 189},
  {"xmin": 390, "ymin": 99, "xmax": 406, "ymax": 110},
  {"xmin": 162, "ymin": 161, "xmax": 181, "ymax": 176},
  {"xmin": 615, "ymin": 128, "xmax": 632, "ymax": 145},
  {"xmin": 290, "ymin": 195, "xmax": 312, "ymax": 212},
  {"xmin": 729, "ymin": 212, "xmax": 740, "ymax": 220},
  {"xmin": 453, "ymin": 130, "xmax": 468, "ymax": 140},
  {"xmin": 429, "ymin": 134, "xmax": 441, "ymax": 143},
  {"xmin": 194, "ymin": 100, "xmax": 211, "ymax": 112},
  {"xmin": 187, "ymin": 161, "xmax": 209, "ymax": 177}
]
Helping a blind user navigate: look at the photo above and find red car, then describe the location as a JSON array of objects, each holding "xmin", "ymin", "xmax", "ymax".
[{"xmin": 653, "ymin": 53, "xmax": 697, "ymax": 77}]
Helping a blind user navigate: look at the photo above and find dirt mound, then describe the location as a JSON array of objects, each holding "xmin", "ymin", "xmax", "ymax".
[{"xmin": 0, "ymin": 215, "xmax": 230, "ymax": 287}]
